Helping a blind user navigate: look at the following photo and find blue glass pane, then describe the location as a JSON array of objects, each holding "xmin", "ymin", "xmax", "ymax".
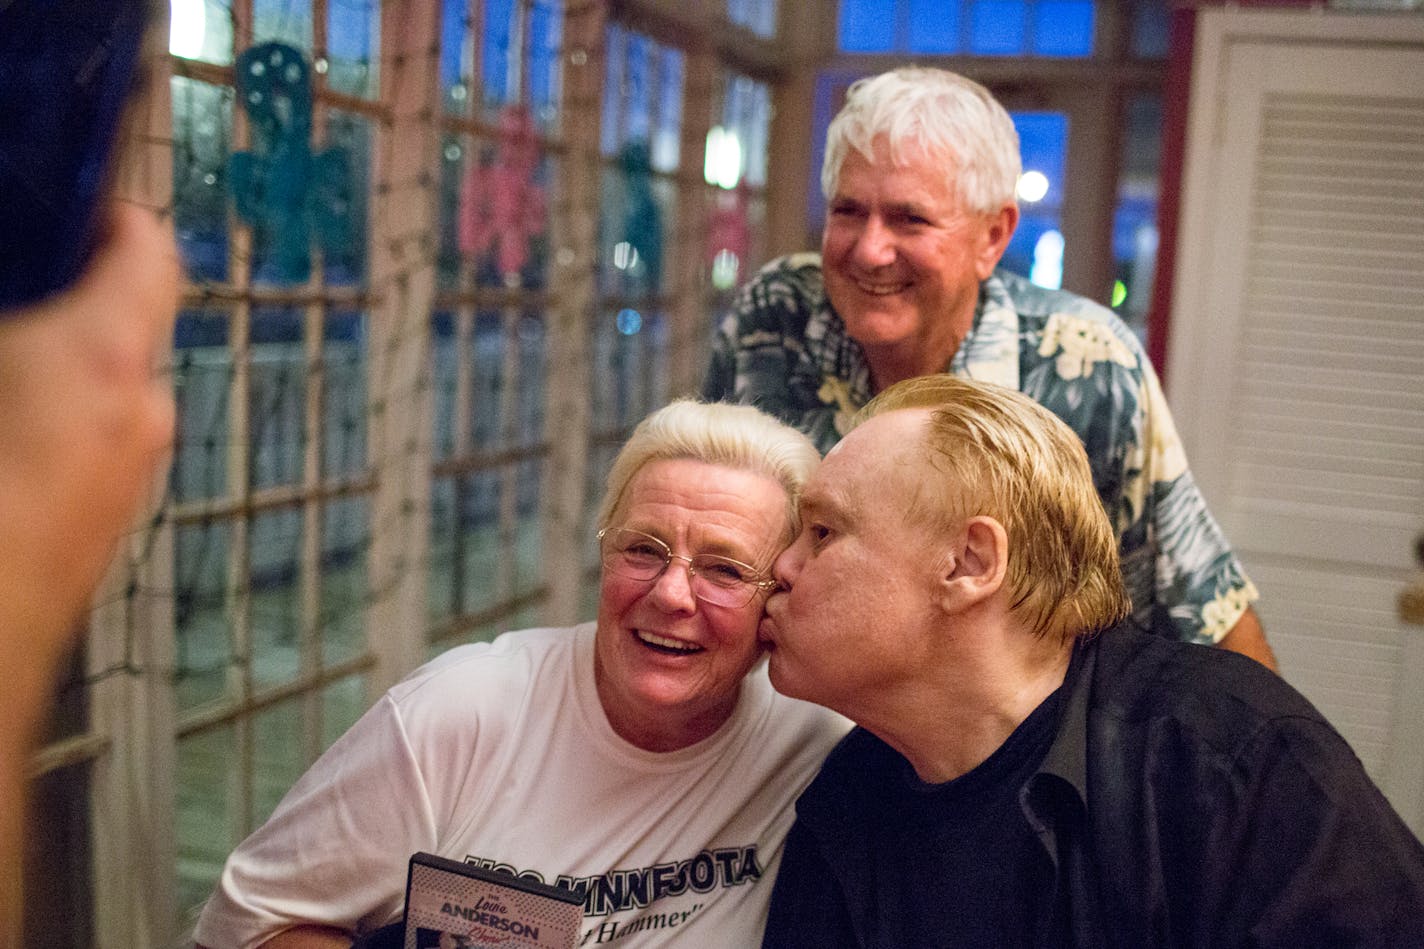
[
  {"xmin": 970, "ymin": 0, "xmax": 1026, "ymax": 55},
  {"xmin": 729, "ymin": 0, "xmax": 778, "ymax": 36},
  {"xmin": 1013, "ymin": 112, "xmax": 1068, "ymax": 198},
  {"xmin": 1004, "ymin": 111, "xmax": 1067, "ymax": 285},
  {"xmin": 1034, "ymin": 0, "xmax": 1094, "ymax": 56},
  {"xmin": 327, "ymin": 0, "xmax": 379, "ymax": 96},
  {"xmin": 528, "ymin": 0, "xmax": 563, "ymax": 126},
  {"xmin": 482, "ymin": 0, "xmax": 516, "ymax": 108},
  {"xmin": 839, "ymin": 0, "xmax": 894, "ymax": 52},
  {"xmin": 600, "ymin": 25, "xmax": 625, "ymax": 157},
  {"xmin": 652, "ymin": 49, "xmax": 684, "ymax": 173},
  {"xmin": 909, "ymin": 0, "xmax": 961, "ymax": 53},
  {"xmin": 440, "ymin": 0, "xmax": 471, "ymax": 112},
  {"xmin": 624, "ymin": 34, "xmax": 653, "ymax": 145}
]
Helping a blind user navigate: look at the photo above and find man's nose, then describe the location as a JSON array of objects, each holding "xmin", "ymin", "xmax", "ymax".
[
  {"xmin": 850, "ymin": 216, "xmax": 896, "ymax": 268},
  {"xmin": 772, "ymin": 534, "xmax": 806, "ymax": 590}
]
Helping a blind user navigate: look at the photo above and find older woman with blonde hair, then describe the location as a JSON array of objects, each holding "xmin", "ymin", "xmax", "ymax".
[{"xmin": 196, "ymin": 400, "xmax": 848, "ymax": 949}]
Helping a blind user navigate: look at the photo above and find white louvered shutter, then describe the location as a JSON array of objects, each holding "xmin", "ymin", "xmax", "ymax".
[{"xmin": 1171, "ymin": 11, "xmax": 1424, "ymax": 833}]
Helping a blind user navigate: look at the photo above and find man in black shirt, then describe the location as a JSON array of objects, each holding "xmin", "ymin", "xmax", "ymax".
[{"xmin": 757, "ymin": 375, "xmax": 1424, "ymax": 948}]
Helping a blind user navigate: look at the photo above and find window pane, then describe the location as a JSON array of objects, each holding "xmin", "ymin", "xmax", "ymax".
[
  {"xmin": 515, "ymin": 314, "xmax": 546, "ymax": 447},
  {"xmin": 839, "ymin": 0, "xmax": 895, "ymax": 52},
  {"xmin": 720, "ymin": 73, "xmax": 771, "ymax": 189},
  {"xmin": 471, "ymin": 311, "xmax": 504, "ymax": 448},
  {"xmin": 1033, "ymin": 0, "xmax": 1094, "ymax": 56},
  {"xmin": 841, "ymin": 0, "xmax": 1102, "ymax": 57},
  {"xmin": 624, "ymin": 33, "xmax": 654, "ymax": 146},
  {"xmin": 1002, "ymin": 111, "xmax": 1068, "ymax": 287},
  {"xmin": 176, "ymin": 725, "xmax": 237, "ymax": 919},
  {"xmin": 729, "ymin": 0, "xmax": 778, "ymax": 37},
  {"xmin": 514, "ymin": 458, "xmax": 544, "ymax": 597},
  {"xmin": 169, "ymin": 0, "xmax": 235, "ymax": 65},
  {"xmin": 431, "ymin": 312, "xmax": 458, "ymax": 461},
  {"xmin": 1112, "ymin": 94, "xmax": 1162, "ymax": 341},
  {"xmin": 173, "ymin": 309, "xmax": 232, "ymax": 503},
  {"xmin": 250, "ymin": 506, "xmax": 303, "ymax": 689},
  {"xmin": 250, "ymin": 309, "xmax": 307, "ymax": 489},
  {"xmin": 437, "ymin": 135, "xmax": 465, "ymax": 290},
  {"xmin": 255, "ymin": 0, "xmax": 314, "ymax": 51},
  {"xmin": 326, "ymin": 0, "xmax": 379, "ymax": 98},
  {"xmin": 601, "ymin": 25, "xmax": 627, "ymax": 158},
  {"xmin": 440, "ymin": 0, "xmax": 474, "ymax": 114},
  {"xmin": 653, "ymin": 50, "xmax": 685, "ymax": 174},
  {"xmin": 323, "ymin": 110, "xmax": 372, "ymax": 287},
  {"xmin": 598, "ymin": 163, "xmax": 668, "ymax": 296},
  {"xmin": 429, "ymin": 476, "xmax": 458, "ymax": 626},
  {"xmin": 482, "ymin": 0, "xmax": 517, "ymax": 109},
  {"xmin": 970, "ymin": 0, "xmax": 1027, "ymax": 55},
  {"xmin": 175, "ymin": 520, "xmax": 232, "ymax": 712},
  {"xmin": 528, "ymin": 0, "xmax": 564, "ymax": 127},
  {"xmin": 1132, "ymin": 0, "xmax": 1170, "ymax": 59},
  {"xmin": 322, "ymin": 310, "xmax": 367, "ymax": 479},
  {"xmin": 459, "ymin": 470, "xmax": 501, "ymax": 613},
  {"xmin": 322, "ymin": 675, "xmax": 368, "ymax": 747},
  {"xmin": 253, "ymin": 698, "xmax": 306, "ymax": 825},
  {"xmin": 909, "ymin": 0, "xmax": 962, "ymax": 53},
  {"xmin": 171, "ymin": 77, "xmax": 232, "ymax": 283},
  {"xmin": 321, "ymin": 495, "xmax": 369, "ymax": 666}
]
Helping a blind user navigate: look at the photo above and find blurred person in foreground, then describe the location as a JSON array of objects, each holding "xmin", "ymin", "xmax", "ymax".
[
  {"xmin": 704, "ymin": 66, "xmax": 1274, "ymax": 668},
  {"xmin": 758, "ymin": 374, "xmax": 1424, "ymax": 948},
  {"xmin": 195, "ymin": 400, "xmax": 849, "ymax": 948},
  {"xmin": 0, "ymin": 203, "xmax": 179, "ymax": 919}
]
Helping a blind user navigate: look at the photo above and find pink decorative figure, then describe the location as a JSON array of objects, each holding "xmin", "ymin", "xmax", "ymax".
[
  {"xmin": 707, "ymin": 182, "xmax": 750, "ymax": 270},
  {"xmin": 459, "ymin": 104, "xmax": 547, "ymax": 278}
]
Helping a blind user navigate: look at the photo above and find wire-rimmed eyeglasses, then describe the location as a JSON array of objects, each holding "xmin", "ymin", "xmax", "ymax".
[{"xmin": 597, "ymin": 527, "xmax": 777, "ymax": 609}]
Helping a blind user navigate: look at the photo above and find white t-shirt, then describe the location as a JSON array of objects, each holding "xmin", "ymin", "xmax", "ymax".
[{"xmin": 194, "ymin": 623, "xmax": 850, "ymax": 948}]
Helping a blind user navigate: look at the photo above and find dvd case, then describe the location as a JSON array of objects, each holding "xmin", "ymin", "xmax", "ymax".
[{"xmin": 403, "ymin": 853, "xmax": 583, "ymax": 949}]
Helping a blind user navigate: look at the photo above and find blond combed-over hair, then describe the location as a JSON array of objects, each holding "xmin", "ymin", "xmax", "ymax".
[{"xmin": 858, "ymin": 376, "xmax": 1130, "ymax": 641}]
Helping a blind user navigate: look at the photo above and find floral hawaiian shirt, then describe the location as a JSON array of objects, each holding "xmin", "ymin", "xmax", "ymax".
[{"xmin": 703, "ymin": 253, "xmax": 1258, "ymax": 644}]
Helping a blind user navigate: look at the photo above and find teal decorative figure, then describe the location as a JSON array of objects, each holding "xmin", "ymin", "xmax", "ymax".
[
  {"xmin": 619, "ymin": 141, "xmax": 662, "ymax": 293},
  {"xmin": 230, "ymin": 42, "xmax": 351, "ymax": 283}
]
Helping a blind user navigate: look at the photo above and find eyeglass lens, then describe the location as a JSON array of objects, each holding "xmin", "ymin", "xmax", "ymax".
[{"xmin": 599, "ymin": 528, "xmax": 766, "ymax": 608}]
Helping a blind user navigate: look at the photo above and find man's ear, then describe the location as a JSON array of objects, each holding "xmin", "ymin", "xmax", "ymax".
[
  {"xmin": 974, "ymin": 204, "xmax": 1019, "ymax": 280},
  {"xmin": 937, "ymin": 516, "xmax": 1008, "ymax": 613}
]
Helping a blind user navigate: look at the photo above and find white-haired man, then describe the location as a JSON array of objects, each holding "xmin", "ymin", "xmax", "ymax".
[{"xmin": 704, "ymin": 66, "xmax": 1273, "ymax": 667}]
